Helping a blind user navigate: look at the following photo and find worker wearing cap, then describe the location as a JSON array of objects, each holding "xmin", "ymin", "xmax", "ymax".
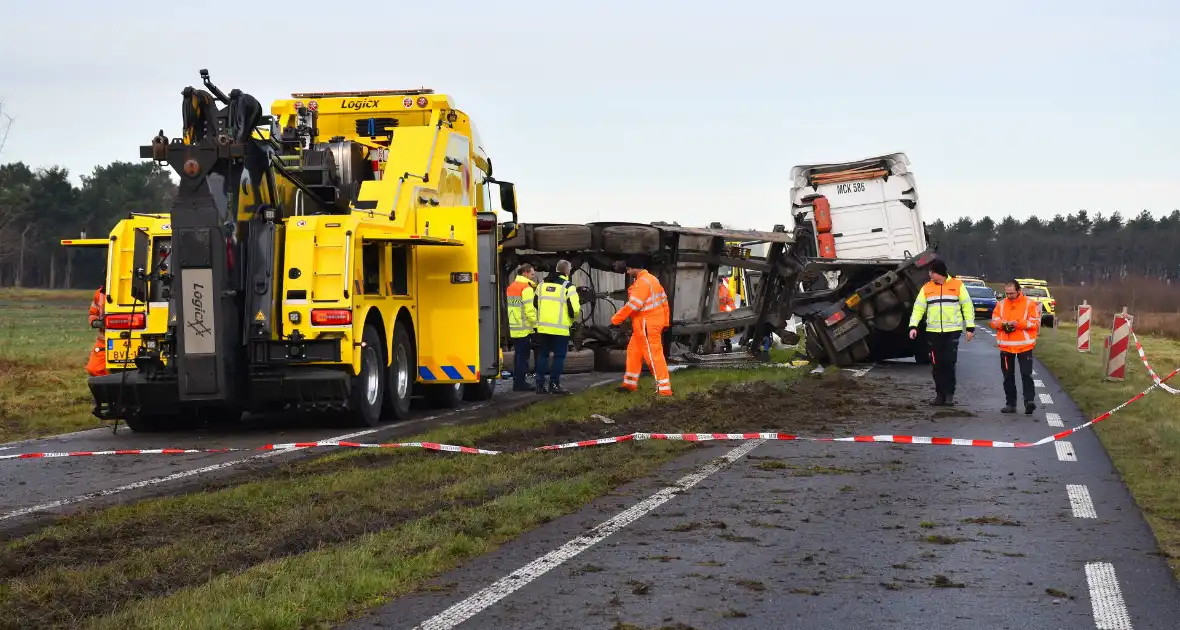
[
  {"xmin": 908, "ymin": 259, "xmax": 974, "ymax": 405},
  {"xmin": 533, "ymin": 259, "xmax": 582, "ymax": 395},
  {"xmin": 505, "ymin": 264, "xmax": 538, "ymax": 391},
  {"xmin": 611, "ymin": 255, "xmax": 672, "ymax": 396},
  {"xmin": 990, "ymin": 279, "xmax": 1041, "ymax": 414},
  {"xmin": 87, "ymin": 285, "xmax": 109, "ymax": 377}
]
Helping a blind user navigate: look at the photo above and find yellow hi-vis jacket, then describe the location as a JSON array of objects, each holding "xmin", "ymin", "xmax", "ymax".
[
  {"xmin": 535, "ymin": 273, "xmax": 581, "ymax": 336},
  {"xmin": 506, "ymin": 275, "xmax": 537, "ymax": 339},
  {"xmin": 909, "ymin": 276, "xmax": 975, "ymax": 334}
]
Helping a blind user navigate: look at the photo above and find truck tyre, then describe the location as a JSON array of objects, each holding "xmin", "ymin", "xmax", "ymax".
[
  {"xmin": 602, "ymin": 225, "xmax": 660, "ymax": 254},
  {"xmin": 425, "ymin": 383, "xmax": 462, "ymax": 408},
  {"xmin": 383, "ymin": 322, "xmax": 414, "ymax": 421},
  {"xmin": 531, "ymin": 225, "xmax": 592, "ymax": 252},
  {"xmin": 462, "ymin": 377, "xmax": 496, "ymax": 401},
  {"xmin": 348, "ymin": 323, "xmax": 385, "ymax": 427},
  {"xmin": 122, "ymin": 409, "xmax": 198, "ymax": 432},
  {"xmin": 563, "ymin": 348, "xmax": 595, "ymax": 374}
]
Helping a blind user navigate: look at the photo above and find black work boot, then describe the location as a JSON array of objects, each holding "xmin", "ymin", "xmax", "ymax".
[
  {"xmin": 549, "ymin": 382, "xmax": 572, "ymax": 396},
  {"xmin": 929, "ymin": 395, "xmax": 946, "ymax": 406},
  {"xmin": 535, "ymin": 378, "xmax": 547, "ymax": 394},
  {"xmin": 1025, "ymin": 400, "xmax": 1036, "ymax": 415},
  {"xmin": 944, "ymin": 393, "xmax": 956, "ymax": 406},
  {"xmin": 1002, "ymin": 403, "xmax": 1016, "ymax": 414}
]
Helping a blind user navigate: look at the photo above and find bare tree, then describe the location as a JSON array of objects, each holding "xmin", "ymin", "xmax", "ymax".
[{"xmin": 0, "ymin": 97, "xmax": 12, "ymax": 157}]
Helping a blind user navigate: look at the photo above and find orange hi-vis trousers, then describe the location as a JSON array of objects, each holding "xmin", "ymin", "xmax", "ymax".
[
  {"xmin": 87, "ymin": 287, "xmax": 109, "ymax": 377},
  {"xmin": 623, "ymin": 319, "xmax": 672, "ymax": 396},
  {"xmin": 612, "ymin": 270, "xmax": 672, "ymax": 396}
]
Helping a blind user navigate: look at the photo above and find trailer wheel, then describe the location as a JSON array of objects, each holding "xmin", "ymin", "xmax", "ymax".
[
  {"xmin": 383, "ymin": 322, "xmax": 414, "ymax": 421},
  {"xmin": 425, "ymin": 383, "xmax": 462, "ymax": 408},
  {"xmin": 348, "ymin": 323, "xmax": 385, "ymax": 427},
  {"xmin": 602, "ymin": 225, "xmax": 660, "ymax": 254},
  {"xmin": 531, "ymin": 225, "xmax": 593, "ymax": 252},
  {"xmin": 463, "ymin": 377, "xmax": 496, "ymax": 401}
]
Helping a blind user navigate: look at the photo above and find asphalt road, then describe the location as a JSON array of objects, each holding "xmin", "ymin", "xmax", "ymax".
[
  {"xmin": 350, "ymin": 328, "xmax": 1180, "ymax": 630},
  {"xmin": 0, "ymin": 372, "xmax": 617, "ymax": 534}
]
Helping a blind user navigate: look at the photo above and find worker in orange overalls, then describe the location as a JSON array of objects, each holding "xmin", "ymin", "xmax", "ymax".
[
  {"xmin": 990, "ymin": 279, "xmax": 1041, "ymax": 415},
  {"xmin": 611, "ymin": 255, "xmax": 672, "ymax": 396},
  {"xmin": 87, "ymin": 285, "xmax": 109, "ymax": 377}
]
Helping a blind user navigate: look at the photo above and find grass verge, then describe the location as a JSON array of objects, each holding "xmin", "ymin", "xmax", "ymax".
[
  {"xmin": 0, "ymin": 289, "xmax": 103, "ymax": 443},
  {"xmin": 1035, "ymin": 321, "xmax": 1180, "ymax": 580},
  {"xmin": 0, "ymin": 364, "xmax": 885, "ymax": 630}
]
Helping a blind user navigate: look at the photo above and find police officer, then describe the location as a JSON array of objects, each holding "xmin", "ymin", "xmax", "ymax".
[
  {"xmin": 534, "ymin": 259, "xmax": 581, "ymax": 395},
  {"xmin": 908, "ymin": 259, "xmax": 975, "ymax": 406},
  {"xmin": 505, "ymin": 264, "xmax": 538, "ymax": 391}
]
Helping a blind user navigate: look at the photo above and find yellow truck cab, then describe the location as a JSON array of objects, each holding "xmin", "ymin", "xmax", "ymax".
[
  {"xmin": 65, "ymin": 71, "xmax": 518, "ymax": 431},
  {"xmin": 62, "ymin": 215, "xmax": 175, "ymax": 370},
  {"xmin": 1015, "ymin": 278, "xmax": 1056, "ymax": 327}
]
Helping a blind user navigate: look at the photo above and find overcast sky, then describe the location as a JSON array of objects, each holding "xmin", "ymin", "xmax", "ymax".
[{"xmin": 1, "ymin": 0, "xmax": 1177, "ymax": 231}]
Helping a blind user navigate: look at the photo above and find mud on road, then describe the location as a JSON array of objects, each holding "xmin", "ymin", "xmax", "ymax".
[{"xmin": 477, "ymin": 372, "xmax": 935, "ymax": 453}]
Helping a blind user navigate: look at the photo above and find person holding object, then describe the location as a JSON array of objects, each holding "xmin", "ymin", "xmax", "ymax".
[
  {"xmin": 611, "ymin": 255, "xmax": 673, "ymax": 397},
  {"xmin": 87, "ymin": 285, "xmax": 109, "ymax": 377},
  {"xmin": 504, "ymin": 264, "xmax": 538, "ymax": 391},
  {"xmin": 908, "ymin": 259, "xmax": 974, "ymax": 406},
  {"xmin": 533, "ymin": 259, "xmax": 581, "ymax": 395},
  {"xmin": 990, "ymin": 279, "xmax": 1040, "ymax": 414}
]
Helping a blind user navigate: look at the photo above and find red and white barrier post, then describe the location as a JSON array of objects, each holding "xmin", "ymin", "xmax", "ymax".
[
  {"xmin": 1104, "ymin": 307, "xmax": 1133, "ymax": 381},
  {"xmin": 1077, "ymin": 300, "xmax": 1091, "ymax": 353}
]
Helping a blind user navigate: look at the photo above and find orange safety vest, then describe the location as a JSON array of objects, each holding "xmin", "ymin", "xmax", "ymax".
[
  {"xmin": 990, "ymin": 293, "xmax": 1040, "ymax": 353},
  {"xmin": 611, "ymin": 270, "xmax": 669, "ymax": 327}
]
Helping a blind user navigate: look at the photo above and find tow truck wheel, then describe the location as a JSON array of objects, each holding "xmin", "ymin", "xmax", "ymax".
[
  {"xmin": 348, "ymin": 324, "xmax": 385, "ymax": 427},
  {"xmin": 383, "ymin": 323, "xmax": 414, "ymax": 421},
  {"xmin": 425, "ymin": 382, "xmax": 462, "ymax": 408},
  {"xmin": 462, "ymin": 377, "xmax": 496, "ymax": 401}
]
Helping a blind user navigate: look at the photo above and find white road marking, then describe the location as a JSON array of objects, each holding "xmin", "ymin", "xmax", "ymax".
[
  {"xmin": 1034, "ymin": 379, "xmax": 1045, "ymax": 388},
  {"xmin": 1032, "ymin": 369, "xmax": 1037, "ymax": 375},
  {"xmin": 0, "ymin": 378, "xmax": 619, "ymax": 523},
  {"xmin": 1040, "ymin": 393, "xmax": 1054, "ymax": 405},
  {"xmin": 1056, "ymin": 441, "xmax": 1077, "ymax": 462},
  {"xmin": 1086, "ymin": 562, "xmax": 1133, "ymax": 629},
  {"xmin": 1068, "ymin": 484, "xmax": 1097, "ymax": 518},
  {"xmin": 0, "ymin": 447, "xmax": 298, "ymax": 521},
  {"xmin": 0, "ymin": 446, "xmax": 12, "ymax": 452},
  {"xmin": 411, "ymin": 439, "xmax": 766, "ymax": 630},
  {"xmin": 1046, "ymin": 412, "xmax": 1064, "ymax": 428}
]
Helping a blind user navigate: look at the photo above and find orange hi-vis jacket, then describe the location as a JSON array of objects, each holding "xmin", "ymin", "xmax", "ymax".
[
  {"xmin": 990, "ymin": 293, "xmax": 1040, "ymax": 354},
  {"xmin": 719, "ymin": 282, "xmax": 736, "ymax": 312},
  {"xmin": 87, "ymin": 287, "xmax": 109, "ymax": 377},
  {"xmin": 611, "ymin": 270, "xmax": 669, "ymax": 328}
]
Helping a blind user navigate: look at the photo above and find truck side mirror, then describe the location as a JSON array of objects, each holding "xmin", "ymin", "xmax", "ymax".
[
  {"xmin": 131, "ymin": 228, "xmax": 150, "ymax": 303},
  {"xmin": 498, "ymin": 181, "xmax": 517, "ymax": 216}
]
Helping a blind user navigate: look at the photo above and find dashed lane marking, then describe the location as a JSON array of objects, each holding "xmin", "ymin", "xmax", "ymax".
[
  {"xmin": 1046, "ymin": 412, "xmax": 1064, "ymax": 428},
  {"xmin": 1040, "ymin": 393, "xmax": 1054, "ymax": 405},
  {"xmin": 410, "ymin": 439, "xmax": 766, "ymax": 630},
  {"xmin": 1068, "ymin": 484, "xmax": 1098, "ymax": 518},
  {"xmin": 1086, "ymin": 562, "xmax": 1134, "ymax": 629},
  {"xmin": 1056, "ymin": 441, "xmax": 1077, "ymax": 462},
  {"xmin": 1034, "ymin": 379, "xmax": 1045, "ymax": 388}
]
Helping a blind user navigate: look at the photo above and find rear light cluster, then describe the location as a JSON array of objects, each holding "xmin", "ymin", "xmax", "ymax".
[
  {"xmin": 824, "ymin": 310, "xmax": 846, "ymax": 326},
  {"xmin": 105, "ymin": 313, "xmax": 146, "ymax": 329},
  {"xmin": 310, "ymin": 309, "xmax": 352, "ymax": 326}
]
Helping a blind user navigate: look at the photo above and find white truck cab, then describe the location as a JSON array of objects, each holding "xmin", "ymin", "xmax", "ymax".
[{"xmin": 789, "ymin": 152, "xmax": 927, "ymax": 262}]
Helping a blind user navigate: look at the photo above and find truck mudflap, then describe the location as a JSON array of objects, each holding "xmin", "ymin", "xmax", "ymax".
[
  {"xmin": 815, "ymin": 301, "xmax": 870, "ymax": 352},
  {"xmin": 88, "ymin": 367, "xmax": 351, "ymax": 419}
]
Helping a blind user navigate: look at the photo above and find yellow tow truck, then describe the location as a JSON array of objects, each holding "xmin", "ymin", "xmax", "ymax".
[
  {"xmin": 1014, "ymin": 278, "xmax": 1056, "ymax": 327},
  {"xmin": 62, "ymin": 69, "xmax": 518, "ymax": 431}
]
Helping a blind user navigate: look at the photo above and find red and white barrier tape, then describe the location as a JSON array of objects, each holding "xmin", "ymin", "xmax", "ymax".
[
  {"xmin": 4, "ymin": 334, "xmax": 1176, "ymax": 462},
  {"xmin": 1130, "ymin": 330, "xmax": 1180, "ymax": 395}
]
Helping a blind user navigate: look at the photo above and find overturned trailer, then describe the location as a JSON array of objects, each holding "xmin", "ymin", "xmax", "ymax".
[{"xmin": 498, "ymin": 219, "xmax": 939, "ymax": 369}]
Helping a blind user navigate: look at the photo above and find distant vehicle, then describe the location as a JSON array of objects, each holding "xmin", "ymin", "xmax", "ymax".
[
  {"xmin": 1014, "ymin": 278, "xmax": 1056, "ymax": 327},
  {"xmin": 966, "ymin": 284, "xmax": 998, "ymax": 320},
  {"xmin": 958, "ymin": 275, "xmax": 988, "ymax": 288}
]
